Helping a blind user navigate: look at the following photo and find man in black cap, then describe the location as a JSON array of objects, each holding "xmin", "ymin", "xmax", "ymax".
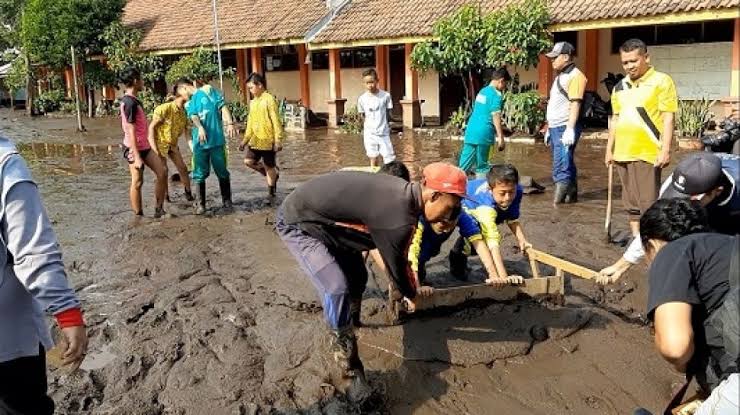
[
  {"xmin": 598, "ymin": 152, "xmax": 740, "ymax": 284},
  {"xmin": 545, "ymin": 41, "xmax": 588, "ymax": 204}
]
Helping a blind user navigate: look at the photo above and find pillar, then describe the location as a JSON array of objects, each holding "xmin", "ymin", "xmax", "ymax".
[
  {"xmin": 298, "ymin": 44, "xmax": 311, "ymax": 109},
  {"xmin": 64, "ymin": 67, "xmax": 74, "ymax": 99},
  {"xmin": 102, "ymin": 85, "xmax": 116, "ymax": 101},
  {"xmin": 327, "ymin": 48, "xmax": 345, "ymax": 127},
  {"xmin": 400, "ymin": 43, "xmax": 421, "ymax": 128},
  {"xmin": 236, "ymin": 49, "xmax": 248, "ymax": 102},
  {"xmin": 723, "ymin": 18, "xmax": 740, "ymax": 118},
  {"xmin": 75, "ymin": 63, "xmax": 86, "ymax": 104},
  {"xmin": 584, "ymin": 30, "xmax": 599, "ymax": 91},
  {"xmin": 375, "ymin": 45, "xmax": 389, "ymax": 91},
  {"xmin": 250, "ymin": 47, "xmax": 264, "ymax": 75},
  {"xmin": 537, "ymin": 54, "xmax": 553, "ymax": 97}
]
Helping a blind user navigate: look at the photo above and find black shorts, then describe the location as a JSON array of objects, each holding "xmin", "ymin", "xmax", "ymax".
[
  {"xmin": 123, "ymin": 147, "xmax": 151, "ymax": 164},
  {"xmin": 245, "ymin": 147, "xmax": 276, "ymax": 168}
]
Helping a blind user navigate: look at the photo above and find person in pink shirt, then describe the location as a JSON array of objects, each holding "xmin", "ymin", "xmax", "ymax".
[{"xmin": 119, "ymin": 67, "xmax": 167, "ymax": 218}]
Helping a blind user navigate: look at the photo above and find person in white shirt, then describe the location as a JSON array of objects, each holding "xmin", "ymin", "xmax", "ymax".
[{"xmin": 357, "ymin": 68, "xmax": 395, "ymax": 168}]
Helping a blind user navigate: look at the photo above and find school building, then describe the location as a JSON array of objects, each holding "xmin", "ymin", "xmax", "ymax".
[{"xmin": 107, "ymin": 0, "xmax": 739, "ymax": 128}]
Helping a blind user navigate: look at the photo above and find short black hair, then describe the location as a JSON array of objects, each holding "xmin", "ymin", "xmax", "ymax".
[
  {"xmin": 247, "ymin": 72, "xmax": 266, "ymax": 88},
  {"xmin": 120, "ymin": 67, "xmax": 141, "ymax": 88},
  {"xmin": 487, "ymin": 163, "xmax": 519, "ymax": 188},
  {"xmin": 378, "ymin": 161, "xmax": 410, "ymax": 182},
  {"xmin": 362, "ymin": 68, "xmax": 378, "ymax": 80},
  {"xmin": 173, "ymin": 78, "xmax": 192, "ymax": 96},
  {"xmin": 620, "ymin": 38, "xmax": 648, "ymax": 55},
  {"xmin": 491, "ymin": 67, "xmax": 511, "ymax": 82},
  {"xmin": 639, "ymin": 199, "xmax": 709, "ymax": 249}
]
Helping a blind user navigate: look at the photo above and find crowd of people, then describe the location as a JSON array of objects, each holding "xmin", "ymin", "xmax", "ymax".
[{"xmin": 0, "ymin": 36, "xmax": 738, "ymax": 415}]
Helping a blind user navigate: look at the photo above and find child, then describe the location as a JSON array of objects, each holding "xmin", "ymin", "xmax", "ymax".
[
  {"xmin": 187, "ymin": 78, "xmax": 236, "ymax": 214},
  {"xmin": 239, "ymin": 72, "xmax": 284, "ymax": 200},
  {"xmin": 148, "ymin": 78, "xmax": 196, "ymax": 202},
  {"xmin": 357, "ymin": 68, "xmax": 395, "ymax": 168},
  {"xmin": 340, "ymin": 160, "xmax": 411, "ymax": 182},
  {"xmin": 119, "ymin": 67, "xmax": 168, "ymax": 218},
  {"xmin": 449, "ymin": 163, "xmax": 531, "ymax": 280}
]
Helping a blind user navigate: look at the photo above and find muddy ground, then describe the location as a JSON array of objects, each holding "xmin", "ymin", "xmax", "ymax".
[{"xmin": 1, "ymin": 109, "xmax": 686, "ymax": 414}]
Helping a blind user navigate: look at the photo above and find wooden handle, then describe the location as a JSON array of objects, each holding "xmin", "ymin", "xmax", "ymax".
[
  {"xmin": 605, "ymin": 163, "xmax": 614, "ymax": 237},
  {"xmin": 526, "ymin": 248, "xmax": 599, "ymax": 280}
]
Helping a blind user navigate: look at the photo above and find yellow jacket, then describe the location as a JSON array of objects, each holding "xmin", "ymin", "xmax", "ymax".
[{"xmin": 243, "ymin": 92, "xmax": 284, "ymax": 151}]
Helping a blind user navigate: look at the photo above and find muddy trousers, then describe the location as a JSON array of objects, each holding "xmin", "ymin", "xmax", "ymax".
[
  {"xmin": 275, "ymin": 210, "xmax": 368, "ymax": 330},
  {"xmin": 0, "ymin": 345, "xmax": 54, "ymax": 415},
  {"xmin": 191, "ymin": 145, "xmax": 230, "ymax": 183},
  {"xmin": 549, "ymin": 124, "xmax": 582, "ymax": 184}
]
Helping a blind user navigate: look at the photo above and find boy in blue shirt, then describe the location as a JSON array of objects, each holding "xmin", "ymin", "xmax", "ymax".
[
  {"xmin": 458, "ymin": 68, "xmax": 510, "ymax": 177},
  {"xmin": 450, "ymin": 164, "xmax": 532, "ymax": 279}
]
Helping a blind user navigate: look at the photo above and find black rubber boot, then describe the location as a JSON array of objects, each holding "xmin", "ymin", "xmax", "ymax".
[
  {"xmin": 194, "ymin": 182, "xmax": 206, "ymax": 215},
  {"xmin": 219, "ymin": 178, "xmax": 233, "ymax": 210},
  {"xmin": 330, "ymin": 328, "xmax": 371, "ymax": 403},
  {"xmin": 449, "ymin": 250, "xmax": 469, "ymax": 280},
  {"xmin": 553, "ymin": 181, "xmax": 569, "ymax": 205},
  {"xmin": 564, "ymin": 178, "xmax": 578, "ymax": 203},
  {"xmin": 184, "ymin": 188, "xmax": 194, "ymax": 202}
]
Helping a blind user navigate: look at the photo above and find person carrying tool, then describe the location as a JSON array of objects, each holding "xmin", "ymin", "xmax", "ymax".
[
  {"xmin": 544, "ymin": 41, "xmax": 588, "ymax": 204},
  {"xmin": 449, "ymin": 163, "xmax": 531, "ymax": 281},
  {"xmin": 603, "ymin": 38, "xmax": 677, "ymax": 274},
  {"xmin": 637, "ymin": 198, "xmax": 738, "ymax": 415},
  {"xmin": 599, "ymin": 152, "xmax": 739, "ymax": 283},
  {"xmin": 0, "ymin": 136, "xmax": 88, "ymax": 414},
  {"xmin": 275, "ymin": 162, "xmax": 468, "ymax": 401}
]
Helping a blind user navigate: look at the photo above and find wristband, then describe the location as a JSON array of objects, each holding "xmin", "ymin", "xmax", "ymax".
[{"xmin": 55, "ymin": 308, "xmax": 85, "ymax": 328}]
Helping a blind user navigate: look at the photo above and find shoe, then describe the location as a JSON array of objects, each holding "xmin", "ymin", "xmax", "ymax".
[
  {"xmin": 329, "ymin": 327, "xmax": 371, "ymax": 403},
  {"xmin": 194, "ymin": 182, "xmax": 206, "ymax": 215},
  {"xmin": 553, "ymin": 181, "xmax": 569, "ymax": 204},
  {"xmin": 564, "ymin": 178, "xmax": 578, "ymax": 203},
  {"xmin": 449, "ymin": 250, "xmax": 469, "ymax": 280},
  {"xmin": 219, "ymin": 179, "xmax": 233, "ymax": 210},
  {"xmin": 154, "ymin": 207, "xmax": 166, "ymax": 218},
  {"xmin": 184, "ymin": 189, "xmax": 194, "ymax": 202},
  {"xmin": 350, "ymin": 298, "xmax": 363, "ymax": 328}
]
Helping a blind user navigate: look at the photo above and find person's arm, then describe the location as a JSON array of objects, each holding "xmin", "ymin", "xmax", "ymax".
[
  {"xmin": 470, "ymin": 238, "xmax": 499, "ymax": 279},
  {"xmin": 268, "ymin": 95, "xmax": 285, "ymax": 151},
  {"xmin": 221, "ymin": 105, "xmax": 237, "ymax": 141},
  {"xmin": 655, "ymin": 77, "xmax": 678, "ymax": 168},
  {"xmin": 147, "ymin": 115, "xmax": 163, "ymax": 157},
  {"xmin": 467, "ymin": 206, "xmax": 506, "ymax": 277},
  {"xmin": 3, "ymin": 158, "xmax": 87, "ymax": 369},
  {"xmin": 122, "ymin": 99, "xmax": 144, "ymax": 168},
  {"xmin": 562, "ymin": 72, "xmax": 587, "ymax": 146},
  {"xmin": 507, "ymin": 221, "xmax": 531, "ymax": 251},
  {"xmin": 191, "ymin": 115, "xmax": 207, "ymax": 144},
  {"xmin": 386, "ymin": 94, "xmax": 393, "ymax": 128},
  {"xmin": 369, "ymin": 249, "xmax": 386, "ymax": 274},
  {"xmin": 493, "ymin": 112, "xmax": 505, "ymax": 151},
  {"xmin": 653, "ymin": 302, "xmax": 694, "ymax": 373},
  {"xmin": 371, "ymin": 225, "xmax": 418, "ymax": 300}
]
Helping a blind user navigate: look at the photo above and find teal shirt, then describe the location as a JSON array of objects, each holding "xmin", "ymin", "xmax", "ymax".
[
  {"xmin": 464, "ymin": 85, "xmax": 503, "ymax": 145},
  {"xmin": 186, "ymin": 85, "xmax": 226, "ymax": 150}
]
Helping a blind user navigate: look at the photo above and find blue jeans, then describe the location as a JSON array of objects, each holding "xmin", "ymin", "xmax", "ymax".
[{"xmin": 549, "ymin": 125, "xmax": 582, "ymax": 184}]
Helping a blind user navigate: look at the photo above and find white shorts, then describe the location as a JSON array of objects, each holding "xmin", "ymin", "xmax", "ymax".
[{"xmin": 363, "ymin": 133, "xmax": 395, "ymax": 163}]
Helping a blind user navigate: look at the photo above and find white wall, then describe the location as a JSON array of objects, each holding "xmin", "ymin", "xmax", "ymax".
[
  {"xmin": 267, "ymin": 71, "xmax": 301, "ymax": 102},
  {"xmin": 649, "ymin": 42, "xmax": 732, "ymax": 100},
  {"xmin": 418, "ymin": 71, "xmax": 440, "ymax": 118}
]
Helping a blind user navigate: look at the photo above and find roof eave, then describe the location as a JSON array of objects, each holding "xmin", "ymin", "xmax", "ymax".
[{"xmin": 550, "ymin": 7, "xmax": 739, "ymax": 32}]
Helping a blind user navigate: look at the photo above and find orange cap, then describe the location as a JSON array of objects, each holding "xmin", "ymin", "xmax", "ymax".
[{"xmin": 422, "ymin": 162, "xmax": 469, "ymax": 198}]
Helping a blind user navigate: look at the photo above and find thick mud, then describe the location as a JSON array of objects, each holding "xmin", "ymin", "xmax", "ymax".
[{"xmin": 1, "ymin": 110, "xmax": 685, "ymax": 414}]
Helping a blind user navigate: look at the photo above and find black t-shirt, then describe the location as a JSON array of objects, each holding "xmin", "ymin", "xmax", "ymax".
[
  {"xmin": 647, "ymin": 233, "xmax": 735, "ymax": 387},
  {"xmin": 281, "ymin": 171, "xmax": 423, "ymax": 298},
  {"xmin": 120, "ymin": 95, "xmax": 142, "ymax": 124}
]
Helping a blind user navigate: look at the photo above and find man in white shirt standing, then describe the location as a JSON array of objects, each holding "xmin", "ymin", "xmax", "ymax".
[{"xmin": 358, "ymin": 68, "xmax": 395, "ymax": 168}]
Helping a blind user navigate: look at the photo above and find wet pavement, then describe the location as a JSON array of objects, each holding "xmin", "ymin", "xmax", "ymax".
[{"xmin": 1, "ymin": 109, "xmax": 685, "ymax": 414}]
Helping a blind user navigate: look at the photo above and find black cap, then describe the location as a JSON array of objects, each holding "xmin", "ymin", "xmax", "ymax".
[
  {"xmin": 545, "ymin": 42, "xmax": 576, "ymax": 58},
  {"xmin": 662, "ymin": 153, "xmax": 723, "ymax": 199}
]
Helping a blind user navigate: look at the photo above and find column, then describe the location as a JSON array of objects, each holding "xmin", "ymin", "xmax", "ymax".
[
  {"xmin": 400, "ymin": 43, "xmax": 421, "ymax": 128},
  {"xmin": 236, "ymin": 49, "xmax": 248, "ymax": 102},
  {"xmin": 723, "ymin": 18, "xmax": 740, "ymax": 118},
  {"xmin": 298, "ymin": 44, "xmax": 311, "ymax": 109},
  {"xmin": 375, "ymin": 45, "xmax": 389, "ymax": 91},
  {"xmin": 250, "ymin": 47, "xmax": 264, "ymax": 75},
  {"xmin": 327, "ymin": 48, "xmax": 346, "ymax": 128},
  {"xmin": 64, "ymin": 67, "xmax": 74, "ymax": 99},
  {"xmin": 584, "ymin": 30, "xmax": 599, "ymax": 91},
  {"xmin": 537, "ymin": 54, "xmax": 553, "ymax": 97}
]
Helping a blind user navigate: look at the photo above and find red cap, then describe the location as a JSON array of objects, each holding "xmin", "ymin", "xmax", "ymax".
[{"xmin": 422, "ymin": 162, "xmax": 469, "ymax": 198}]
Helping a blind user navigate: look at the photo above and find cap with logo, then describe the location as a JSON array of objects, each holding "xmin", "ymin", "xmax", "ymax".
[
  {"xmin": 545, "ymin": 41, "xmax": 576, "ymax": 58},
  {"xmin": 662, "ymin": 152, "xmax": 723, "ymax": 199},
  {"xmin": 422, "ymin": 162, "xmax": 469, "ymax": 199}
]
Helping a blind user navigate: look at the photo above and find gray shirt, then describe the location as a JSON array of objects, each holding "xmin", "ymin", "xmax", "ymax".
[
  {"xmin": 358, "ymin": 90, "xmax": 392, "ymax": 137},
  {"xmin": 0, "ymin": 137, "xmax": 80, "ymax": 362}
]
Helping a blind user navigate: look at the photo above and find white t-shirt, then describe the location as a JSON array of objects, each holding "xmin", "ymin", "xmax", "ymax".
[{"xmin": 358, "ymin": 90, "xmax": 392, "ymax": 137}]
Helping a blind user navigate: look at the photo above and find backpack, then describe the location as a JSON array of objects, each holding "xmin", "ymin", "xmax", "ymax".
[{"xmin": 555, "ymin": 75, "xmax": 596, "ymax": 122}]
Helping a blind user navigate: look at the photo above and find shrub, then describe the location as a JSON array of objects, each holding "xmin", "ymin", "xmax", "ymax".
[
  {"xmin": 676, "ymin": 98, "xmax": 716, "ymax": 138},
  {"xmin": 227, "ymin": 101, "xmax": 248, "ymax": 124},
  {"xmin": 503, "ymin": 90, "xmax": 545, "ymax": 135},
  {"xmin": 340, "ymin": 105, "xmax": 363, "ymax": 134},
  {"xmin": 446, "ymin": 105, "xmax": 468, "ymax": 135},
  {"xmin": 137, "ymin": 89, "xmax": 165, "ymax": 117},
  {"xmin": 166, "ymin": 47, "xmax": 220, "ymax": 85},
  {"xmin": 34, "ymin": 89, "xmax": 66, "ymax": 114}
]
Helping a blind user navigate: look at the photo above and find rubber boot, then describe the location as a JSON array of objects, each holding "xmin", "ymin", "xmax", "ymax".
[
  {"xmin": 219, "ymin": 178, "xmax": 233, "ymax": 210},
  {"xmin": 184, "ymin": 188, "xmax": 194, "ymax": 202},
  {"xmin": 350, "ymin": 298, "xmax": 363, "ymax": 328},
  {"xmin": 194, "ymin": 182, "xmax": 206, "ymax": 215},
  {"xmin": 449, "ymin": 250, "xmax": 469, "ymax": 280},
  {"xmin": 329, "ymin": 327, "xmax": 371, "ymax": 403},
  {"xmin": 553, "ymin": 181, "xmax": 569, "ymax": 205},
  {"xmin": 564, "ymin": 178, "xmax": 578, "ymax": 204}
]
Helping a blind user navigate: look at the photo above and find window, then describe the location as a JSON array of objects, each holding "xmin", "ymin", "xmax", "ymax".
[
  {"xmin": 611, "ymin": 21, "xmax": 734, "ymax": 53},
  {"xmin": 310, "ymin": 48, "xmax": 376, "ymax": 70},
  {"xmin": 553, "ymin": 31, "xmax": 578, "ymax": 54},
  {"xmin": 220, "ymin": 50, "xmax": 237, "ymax": 70},
  {"xmin": 264, "ymin": 46, "xmax": 299, "ymax": 72}
]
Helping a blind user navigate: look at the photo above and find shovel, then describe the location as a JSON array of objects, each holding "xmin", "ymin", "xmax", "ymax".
[{"xmin": 605, "ymin": 163, "xmax": 614, "ymax": 243}]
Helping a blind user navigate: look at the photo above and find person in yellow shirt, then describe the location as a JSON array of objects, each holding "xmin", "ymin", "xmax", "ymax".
[
  {"xmin": 148, "ymin": 78, "xmax": 196, "ymax": 202},
  {"xmin": 602, "ymin": 38, "xmax": 677, "ymax": 281},
  {"xmin": 239, "ymin": 72, "xmax": 284, "ymax": 200}
]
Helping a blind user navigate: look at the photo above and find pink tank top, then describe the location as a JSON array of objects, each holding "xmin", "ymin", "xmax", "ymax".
[{"xmin": 120, "ymin": 94, "xmax": 150, "ymax": 150}]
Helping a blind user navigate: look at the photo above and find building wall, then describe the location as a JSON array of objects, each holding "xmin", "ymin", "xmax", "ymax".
[{"xmin": 418, "ymin": 71, "xmax": 440, "ymax": 118}]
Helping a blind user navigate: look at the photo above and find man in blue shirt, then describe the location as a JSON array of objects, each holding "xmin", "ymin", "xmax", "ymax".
[{"xmin": 458, "ymin": 68, "xmax": 510, "ymax": 177}]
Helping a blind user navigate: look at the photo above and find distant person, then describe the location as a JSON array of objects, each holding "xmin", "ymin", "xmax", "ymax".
[
  {"xmin": 187, "ymin": 77, "xmax": 237, "ymax": 214},
  {"xmin": 544, "ymin": 41, "xmax": 588, "ymax": 204},
  {"xmin": 639, "ymin": 199, "xmax": 738, "ymax": 415},
  {"xmin": 239, "ymin": 73, "xmax": 284, "ymax": 201},
  {"xmin": 340, "ymin": 160, "xmax": 411, "ymax": 182},
  {"xmin": 119, "ymin": 67, "xmax": 168, "ymax": 218},
  {"xmin": 148, "ymin": 78, "xmax": 196, "ymax": 203},
  {"xmin": 604, "ymin": 38, "xmax": 677, "ymax": 269},
  {"xmin": 599, "ymin": 152, "xmax": 739, "ymax": 283},
  {"xmin": 0, "ymin": 136, "xmax": 88, "ymax": 414},
  {"xmin": 357, "ymin": 68, "xmax": 395, "ymax": 168},
  {"xmin": 458, "ymin": 68, "xmax": 510, "ymax": 178}
]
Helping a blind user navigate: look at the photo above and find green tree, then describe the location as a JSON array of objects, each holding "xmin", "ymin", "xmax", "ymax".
[
  {"xmin": 101, "ymin": 21, "xmax": 164, "ymax": 84},
  {"xmin": 165, "ymin": 47, "xmax": 220, "ymax": 85},
  {"xmin": 83, "ymin": 60, "xmax": 116, "ymax": 117},
  {"xmin": 3, "ymin": 56, "xmax": 27, "ymax": 109},
  {"xmin": 484, "ymin": 0, "xmax": 551, "ymax": 69},
  {"xmin": 0, "ymin": 0, "xmax": 25, "ymax": 51}
]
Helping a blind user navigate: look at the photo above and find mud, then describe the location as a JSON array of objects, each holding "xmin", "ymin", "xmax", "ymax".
[{"xmin": 1, "ymin": 109, "xmax": 686, "ymax": 414}]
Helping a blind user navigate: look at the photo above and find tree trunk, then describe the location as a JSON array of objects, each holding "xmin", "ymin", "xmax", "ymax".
[
  {"xmin": 9, "ymin": 94, "xmax": 14, "ymax": 111},
  {"xmin": 88, "ymin": 87, "xmax": 94, "ymax": 118},
  {"xmin": 24, "ymin": 55, "xmax": 34, "ymax": 117}
]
